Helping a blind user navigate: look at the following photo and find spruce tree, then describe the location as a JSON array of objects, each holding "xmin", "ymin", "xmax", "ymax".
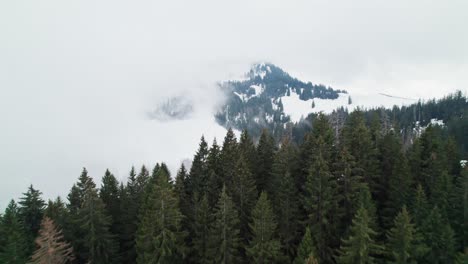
[
  {"xmin": 334, "ymin": 146, "xmax": 363, "ymax": 235},
  {"xmin": 247, "ymin": 192, "xmax": 281, "ymax": 263},
  {"xmin": 191, "ymin": 195, "xmax": 213, "ymax": 264},
  {"xmin": 380, "ymin": 132, "xmax": 413, "ymax": 228},
  {"xmin": 275, "ymin": 170, "xmax": 300, "ymax": 259},
  {"xmin": 420, "ymin": 206, "xmax": 456, "ymax": 263},
  {"xmin": 0, "ymin": 200, "xmax": 29, "ymax": 264},
  {"xmin": 18, "ymin": 185, "xmax": 46, "ymax": 254},
  {"xmin": 119, "ymin": 167, "xmax": 139, "ymax": 264},
  {"xmin": 411, "ymin": 184, "xmax": 430, "ymax": 227},
  {"xmin": 135, "ymin": 165, "xmax": 150, "ymax": 203},
  {"xmin": 44, "ymin": 197, "xmax": 67, "ymax": 231},
  {"xmin": 208, "ymin": 186, "xmax": 241, "ymax": 264},
  {"xmin": 294, "ymin": 227, "xmax": 316, "ymax": 264},
  {"xmin": 449, "ymin": 167, "xmax": 468, "ymax": 251},
  {"xmin": 220, "ymin": 128, "xmax": 239, "ymax": 193},
  {"xmin": 386, "ymin": 206, "xmax": 427, "ymax": 264},
  {"xmin": 303, "ymin": 136, "xmax": 338, "ymax": 263},
  {"xmin": 238, "ymin": 130, "xmax": 257, "ymax": 175},
  {"xmin": 188, "ymin": 136, "xmax": 210, "ymax": 198},
  {"xmin": 255, "ymin": 129, "xmax": 276, "ymax": 193},
  {"xmin": 136, "ymin": 167, "xmax": 185, "ymax": 263},
  {"xmin": 337, "ymin": 206, "xmax": 382, "ymax": 264},
  {"xmin": 78, "ymin": 181, "xmax": 118, "ymax": 263},
  {"xmin": 206, "ymin": 139, "xmax": 223, "ymax": 208},
  {"xmin": 99, "ymin": 169, "xmax": 121, "ymax": 236},
  {"xmin": 28, "ymin": 217, "xmax": 74, "ymax": 264},
  {"xmin": 342, "ymin": 110, "xmax": 381, "ymax": 199},
  {"xmin": 231, "ymin": 154, "xmax": 258, "ymax": 249}
]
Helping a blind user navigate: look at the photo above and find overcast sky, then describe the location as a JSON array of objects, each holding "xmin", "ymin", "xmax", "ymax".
[{"xmin": 1, "ymin": 0, "xmax": 467, "ymax": 209}]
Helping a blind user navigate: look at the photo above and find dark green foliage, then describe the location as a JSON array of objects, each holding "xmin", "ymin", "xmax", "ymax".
[
  {"xmin": 420, "ymin": 206, "xmax": 456, "ymax": 263},
  {"xmin": 99, "ymin": 169, "xmax": 121, "ymax": 236},
  {"xmin": 342, "ymin": 110, "xmax": 381, "ymax": 198},
  {"xmin": 255, "ymin": 129, "xmax": 276, "ymax": 193},
  {"xmin": 191, "ymin": 195, "xmax": 213, "ymax": 264},
  {"xmin": 247, "ymin": 192, "xmax": 281, "ymax": 263},
  {"xmin": 119, "ymin": 167, "xmax": 139, "ymax": 264},
  {"xmin": 238, "ymin": 130, "xmax": 257, "ymax": 177},
  {"xmin": 78, "ymin": 181, "xmax": 118, "ymax": 263},
  {"xmin": 231, "ymin": 154, "xmax": 258, "ymax": 251},
  {"xmin": 18, "ymin": 185, "xmax": 46, "ymax": 254},
  {"xmin": 294, "ymin": 227, "xmax": 316, "ymax": 264},
  {"xmin": 206, "ymin": 139, "xmax": 223, "ymax": 208},
  {"xmin": 303, "ymin": 136, "xmax": 338, "ymax": 263},
  {"xmin": 135, "ymin": 167, "xmax": 185, "ymax": 264},
  {"xmin": 337, "ymin": 206, "xmax": 382, "ymax": 264},
  {"xmin": 386, "ymin": 206, "xmax": 427, "ymax": 264},
  {"xmin": 450, "ymin": 167, "xmax": 468, "ymax": 251},
  {"xmin": 272, "ymin": 140, "xmax": 300, "ymax": 260},
  {"xmin": 44, "ymin": 197, "xmax": 67, "ymax": 230},
  {"xmin": 0, "ymin": 200, "xmax": 29, "ymax": 264},
  {"xmin": 334, "ymin": 146, "xmax": 363, "ymax": 235},
  {"xmin": 188, "ymin": 136, "xmax": 210, "ymax": 198},
  {"xmin": 136, "ymin": 165, "xmax": 150, "ymax": 203},
  {"xmin": 380, "ymin": 132, "xmax": 413, "ymax": 228},
  {"xmin": 220, "ymin": 128, "xmax": 239, "ymax": 193},
  {"xmin": 208, "ymin": 186, "xmax": 241, "ymax": 264}
]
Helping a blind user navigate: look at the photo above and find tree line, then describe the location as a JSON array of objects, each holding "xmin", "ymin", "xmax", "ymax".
[{"xmin": 0, "ymin": 110, "xmax": 467, "ymax": 263}]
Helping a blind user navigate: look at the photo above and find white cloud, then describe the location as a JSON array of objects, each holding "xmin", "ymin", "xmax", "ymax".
[{"xmin": 0, "ymin": 0, "xmax": 467, "ymax": 208}]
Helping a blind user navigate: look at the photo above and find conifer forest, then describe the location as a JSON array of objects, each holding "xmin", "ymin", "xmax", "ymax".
[{"xmin": 1, "ymin": 93, "xmax": 467, "ymax": 264}]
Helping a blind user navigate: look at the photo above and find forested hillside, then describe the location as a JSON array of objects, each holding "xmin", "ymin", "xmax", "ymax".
[{"xmin": 1, "ymin": 94, "xmax": 467, "ymax": 263}]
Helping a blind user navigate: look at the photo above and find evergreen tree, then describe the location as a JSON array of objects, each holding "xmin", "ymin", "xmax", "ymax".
[
  {"xmin": 303, "ymin": 136, "xmax": 338, "ymax": 263},
  {"xmin": 386, "ymin": 206, "xmax": 427, "ymax": 264},
  {"xmin": 342, "ymin": 110, "xmax": 381, "ymax": 199},
  {"xmin": 0, "ymin": 200, "xmax": 29, "ymax": 264},
  {"xmin": 294, "ymin": 227, "xmax": 316, "ymax": 264},
  {"xmin": 136, "ymin": 167, "xmax": 185, "ymax": 263},
  {"xmin": 334, "ymin": 146, "xmax": 363, "ymax": 235},
  {"xmin": 420, "ymin": 206, "xmax": 456, "ymax": 263},
  {"xmin": 19, "ymin": 185, "xmax": 46, "ymax": 253},
  {"xmin": 78, "ymin": 181, "xmax": 118, "ymax": 263},
  {"xmin": 208, "ymin": 186, "xmax": 241, "ymax": 264},
  {"xmin": 380, "ymin": 132, "xmax": 413, "ymax": 228},
  {"xmin": 44, "ymin": 197, "xmax": 67, "ymax": 230},
  {"xmin": 337, "ymin": 206, "xmax": 382, "ymax": 264},
  {"xmin": 191, "ymin": 195, "xmax": 213, "ymax": 264},
  {"xmin": 206, "ymin": 139, "xmax": 223, "ymax": 208},
  {"xmin": 28, "ymin": 217, "xmax": 74, "ymax": 264},
  {"xmin": 449, "ymin": 167, "xmax": 468, "ymax": 251},
  {"xmin": 271, "ymin": 138, "xmax": 300, "ymax": 259},
  {"xmin": 119, "ymin": 167, "xmax": 139, "ymax": 264},
  {"xmin": 220, "ymin": 128, "xmax": 239, "ymax": 193},
  {"xmin": 231, "ymin": 155, "xmax": 258, "ymax": 249},
  {"xmin": 247, "ymin": 192, "xmax": 281, "ymax": 263},
  {"xmin": 411, "ymin": 184, "xmax": 430, "ymax": 227},
  {"xmin": 188, "ymin": 136, "xmax": 210, "ymax": 198},
  {"xmin": 255, "ymin": 129, "xmax": 276, "ymax": 193},
  {"xmin": 238, "ymin": 130, "xmax": 257, "ymax": 176},
  {"xmin": 136, "ymin": 165, "xmax": 150, "ymax": 203},
  {"xmin": 99, "ymin": 169, "xmax": 121, "ymax": 236}
]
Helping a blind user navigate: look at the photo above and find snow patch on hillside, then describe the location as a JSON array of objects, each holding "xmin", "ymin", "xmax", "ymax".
[
  {"xmin": 250, "ymin": 84, "xmax": 264, "ymax": 97},
  {"xmin": 281, "ymin": 91, "xmax": 418, "ymax": 123}
]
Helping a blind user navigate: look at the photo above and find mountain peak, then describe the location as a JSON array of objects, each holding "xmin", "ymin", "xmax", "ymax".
[
  {"xmin": 247, "ymin": 62, "xmax": 285, "ymax": 80},
  {"xmin": 216, "ymin": 63, "xmax": 348, "ymax": 138}
]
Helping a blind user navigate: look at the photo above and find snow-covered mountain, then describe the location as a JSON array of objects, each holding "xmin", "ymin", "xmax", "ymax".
[{"xmin": 215, "ymin": 63, "xmax": 349, "ymax": 137}]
